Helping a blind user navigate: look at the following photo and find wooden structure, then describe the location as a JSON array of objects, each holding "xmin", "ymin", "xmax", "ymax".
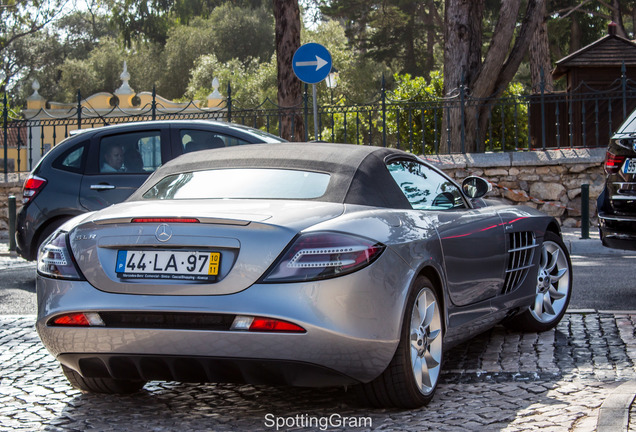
[{"xmin": 534, "ymin": 22, "xmax": 636, "ymax": 149}]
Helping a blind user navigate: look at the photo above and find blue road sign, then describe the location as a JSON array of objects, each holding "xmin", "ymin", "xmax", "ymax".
[{"xmin": 292, "ymin": 43, "xmax": 332, "ymax": 84}]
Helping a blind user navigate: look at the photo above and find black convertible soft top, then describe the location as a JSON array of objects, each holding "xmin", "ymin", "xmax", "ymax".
[{"xmin": 130, "ymin": 142, "xmax": 418, "ymax": 209}]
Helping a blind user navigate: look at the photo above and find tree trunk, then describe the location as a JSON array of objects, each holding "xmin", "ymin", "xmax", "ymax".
[
  {"xmin": 424, "ymin": 0, "xmax": 443, "ymax": 78},
  {"xmin": 610, "ymin": 0, "xmax": 628, "ymax": 38},
  {"xmin": 442, "ymin": 0, "xmax": 544, "ymax": 153},
  {"xmin": 403, "ymin": 9, "xmax": 418, "ymax": 76},
  {"xmin": 529, "ymin": 0, "xmax": 554, "ymax": 93},
  {"xmin": 632, "ymin": 2, "xmax": 636, "ymax": 39},
  {"xmin": 273, "ymin": 0, "xmax": 305, "ymax": 141},
  {"xmin": 570, "ymin": 14, "xmax": 582, "ymax": 53},
  {"xmin": 442, "ymin": 0, "xmax": 484, "ymax": 153}
]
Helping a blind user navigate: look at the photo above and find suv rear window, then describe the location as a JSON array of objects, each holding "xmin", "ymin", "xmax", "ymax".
[
  {"xmin": 180, "ymin": 130, "xmax": 249, "ymax": 153},
  {"xmin": 53, "ymin": 141, "xmax": 87, "ymax": 173}
]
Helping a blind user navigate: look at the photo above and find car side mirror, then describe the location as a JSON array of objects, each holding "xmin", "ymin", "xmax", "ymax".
[{"xmin": 462, "ymin": 176, "xmax": 492, "ymax": 199}]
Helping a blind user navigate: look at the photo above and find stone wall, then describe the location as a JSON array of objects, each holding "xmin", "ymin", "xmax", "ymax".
[
  {"xmin": 0, "ymin": 173, "xmax": 26, "ymax": 239},
  {"xmin": 0, "ymin": 148, "xmax": 606, "ymax": 240},
  {"xmin": 426, "ymin": 148, "xmax": 606, "ymax": 228}
]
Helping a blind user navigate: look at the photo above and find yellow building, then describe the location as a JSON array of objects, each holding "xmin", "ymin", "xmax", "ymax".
[{"xmin": 17, "ymin": 62, "xmax": 225, "ymax": 172}]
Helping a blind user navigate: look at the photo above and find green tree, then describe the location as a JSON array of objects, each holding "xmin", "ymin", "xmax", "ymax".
[
  {"xmin": 187, "ymin": 54, "xmax": 277, "ymax": 108},
  {"xmin": 1, "ymin": 0, "xmax": 70, "ymax": 92},
  {"xmin": 320, "ymin": 0, "xmax": 444, "ymax": 78},
  {"xmin": 110, "ymin": 0, "xmax": 272, "ymax": 46},
  {"xmin": 157, "ymin": 18, "xmax": 215, "ymax": 99},
  {"xmin": 384, "ymin": 72, "xmax": 445, "ymax": 154},
  {"xmin": 110, "ymin": 0, "xmax": 176, "ymax": 46},
  {"xmin": 9, "ymin": 7, "xmax": 117, "ymax": 105},
  {"xmin": 58, "ymin": 37, "xmax": 126, "ymax": 100},
  {"xmin": 126, "ymin": 41, "xmax": 165, "ymax": 94},
  {"xmin": 154, "ymin": 4, "xmax": 274, "ymax": 99},
  {"xmin": 304, "ymin": 19, "xmax": 391, "ymax": 106},
  {"xmin": 206, "ymin": 3, "xmax": 274, "ymax": 64},
  {"xmin": 6, "ymin": 30, "xmax": 65, "ymax": 103},
  {"xmin": 548, "ymin": 0, "xmax": 634, "ymax": 60}
]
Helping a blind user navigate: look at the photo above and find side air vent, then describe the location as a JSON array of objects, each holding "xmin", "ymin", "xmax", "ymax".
[{"xmin": 503, "ymin": 231, "xmax": 537, "ymax": 294}]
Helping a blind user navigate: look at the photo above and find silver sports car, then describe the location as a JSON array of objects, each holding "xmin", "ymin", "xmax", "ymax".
[{"xmin": 36, "ymin": 143, "xmax": 572, "ymax": 408}]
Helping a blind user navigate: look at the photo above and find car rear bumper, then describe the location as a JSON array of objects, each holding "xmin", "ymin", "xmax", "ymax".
[
  {"xmin": 57, "ymin": 353, "xmax": 359, "ymax": 387},
  {"xmin": 598, "ymin": 212, "xmax": 636, "ymax": 251},
  {"xmin": 35, "ymin": 251, "xmax": 414, "ymax": 385}
]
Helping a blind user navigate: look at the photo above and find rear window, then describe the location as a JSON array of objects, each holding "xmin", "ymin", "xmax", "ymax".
[
  {"xmin": 180, "ymin": 129, "xmax": 248, "ymax": 153},
  {"xmin": 142, "ymin": 169, "xmax": 330, "ymax": 200},
  {"xmin": 53, "ymin": 141, "xmax": 87, "ymax": 173},
  {"xmin": 617, "ymin": 109, "xmax": 636, "ymax": 134},
  {"xmin": 241, "ymin": 128, "xmax": 288, "ymax": 143}
]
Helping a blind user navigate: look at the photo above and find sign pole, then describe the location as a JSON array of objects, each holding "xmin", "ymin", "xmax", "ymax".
[
  {"xmin": 312, "ymin": 84, "xmax": 319, "ymax": 140},
  {"xmin": 292, "ymin": 43, "xmax": 332, "ymax": 142}
]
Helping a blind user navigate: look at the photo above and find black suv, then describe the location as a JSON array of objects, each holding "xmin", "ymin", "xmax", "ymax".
[
  {"xmin": 16, "ymin": 120, "xmax": 286, "ymax": 260},
  {"xmin": 598, "ymin": 110, "xmax": 636, "ymax": 250}
]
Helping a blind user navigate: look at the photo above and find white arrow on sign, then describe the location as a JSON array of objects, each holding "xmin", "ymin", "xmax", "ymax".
[{"xmin": 294, "ymin": 55, "xmax": 329, "ymax": 71}]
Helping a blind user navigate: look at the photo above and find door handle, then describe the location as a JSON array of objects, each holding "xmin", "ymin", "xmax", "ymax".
[{"xmin": 90, "ymin": 184, "xmax": 116, "ymax": 191}]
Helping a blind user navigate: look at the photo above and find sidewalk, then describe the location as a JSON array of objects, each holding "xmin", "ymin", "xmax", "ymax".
[
  {"xmin": 0, "ymin": 241, "xmax": 31, "ymax": 269},
  {"xmin": 560, "ymin": 226, "xmax": 628, "ymax": 257}
]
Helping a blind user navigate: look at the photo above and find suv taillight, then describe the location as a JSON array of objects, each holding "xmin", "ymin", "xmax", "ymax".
[
  {"xmin": 22, "ymin": 175, "xmax": 47, "ymax": 204},
  {"xmin": 604, "ymin": 152, "xmax": 626, "ymax": 174}
]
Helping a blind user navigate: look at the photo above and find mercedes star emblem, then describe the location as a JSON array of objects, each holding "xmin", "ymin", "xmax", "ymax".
[{"xmin": 155, "ymin": 224, "xmax": 173, "ymax": 242}]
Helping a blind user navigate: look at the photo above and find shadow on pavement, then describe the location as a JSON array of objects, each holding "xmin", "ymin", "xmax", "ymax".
[{"xmin": 40, "ymin": 324, "xmax": 606, "ymax": 431}]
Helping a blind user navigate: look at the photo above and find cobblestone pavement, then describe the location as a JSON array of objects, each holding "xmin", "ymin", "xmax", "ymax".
[
  {"xmin": 0, "ymin": 243, "xmax": 31, "ymax": 270},
  {"xmin": 2, "ymin": 312, "xmax": 636, "ymax": 431}
]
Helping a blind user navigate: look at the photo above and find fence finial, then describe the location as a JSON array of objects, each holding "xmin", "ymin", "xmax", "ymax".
[
  {"xmin": 207, "ymin": 77, "xmax": 223, "ymax": 108},
  {"xmin": 114, "ymin": 61, "xmax": 134, "ymax": 95},
  {"xmin": 27, "ymin": 80, "xmax": 46, "ymax": 110}
]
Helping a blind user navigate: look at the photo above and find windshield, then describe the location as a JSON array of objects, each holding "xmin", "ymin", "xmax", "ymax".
[{"xmin": 142, "ymin": 168, "xmax": 331, "ymax": 200}]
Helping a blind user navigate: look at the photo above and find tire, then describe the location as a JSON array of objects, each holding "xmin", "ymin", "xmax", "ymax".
[
  {"xmin": 61, "ymin": 365, "xmax": 146, "ymax": 394},
  {"xmin": 357, "ymin": 276, "xmax": 443, "ymax": 408},
  {"xmin": 504, "ymin": 231, "xmax": 572, "ymax": 332}
]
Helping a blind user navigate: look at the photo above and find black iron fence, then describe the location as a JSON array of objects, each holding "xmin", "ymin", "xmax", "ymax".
[{"xmin": 2, "ymin": 72, "xmax": 636, "ymax": 175}]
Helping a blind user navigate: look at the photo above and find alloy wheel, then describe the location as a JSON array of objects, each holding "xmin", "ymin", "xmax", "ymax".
[
  {"xmin": 531, "ymin": 240, "xmax": 570, "ymax": 323},
  {"xmin": 409, "ymin": 287, "xmax": 442, "ymax": 395}
]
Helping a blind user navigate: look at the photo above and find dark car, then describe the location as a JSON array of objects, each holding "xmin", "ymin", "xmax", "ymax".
[
  {"xmin": 598, "ymin": 109, "xmax": 636, "ymax": 250},
  {"xmin": 16, "ymin": 120, "xmax": 286, "ymax": 260}
]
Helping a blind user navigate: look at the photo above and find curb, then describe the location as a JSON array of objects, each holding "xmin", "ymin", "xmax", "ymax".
[{"xmin": 597, "ymin": 380, "xmax": 636, "ymax": 431}]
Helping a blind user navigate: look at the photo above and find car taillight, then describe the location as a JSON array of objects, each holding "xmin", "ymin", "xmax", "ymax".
[
  {"xmin": 605, "ymin": 151, "xmax": 626, "ymax": 174},
  {"xmin": 37, "ymin": 231, "xmax": 85, "ymax": 280},
  {"xmin": 131, "ymin": 218, "xmax": 200, "ymax": 223},
  {"xmin": 50, "ymin": 312, "xmax": 105, "ymax": 327},
  {"xmin": 22, "ymin": 175, "xmax": 47, "ymax": 204},
  {"xmin": 231, "ymin": 316, "xmax": 305, "ymax": 333},
  {"xmin": 262, "ymin": 232, "xmax": 385, "ymax": 283}
]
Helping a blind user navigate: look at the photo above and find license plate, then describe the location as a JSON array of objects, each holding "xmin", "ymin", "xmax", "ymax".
[
  {"xmin": 624, "ymin": 158, "xmax": 636, "ymax": 174},
  {"xmin": 116, "ymin": 250, "xmax": 221, "ymax": 281}
]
